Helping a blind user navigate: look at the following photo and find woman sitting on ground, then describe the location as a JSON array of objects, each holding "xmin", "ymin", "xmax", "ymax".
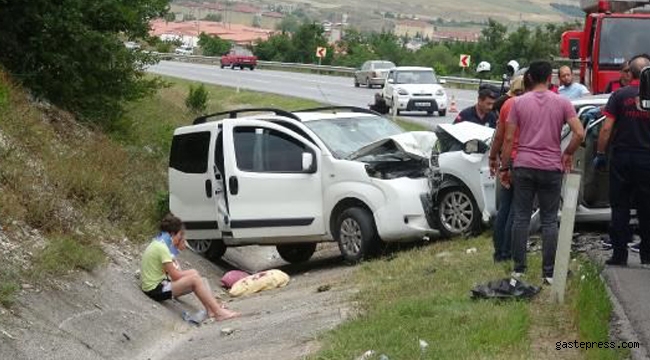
[{"xmin": 140, "ymin": 213, "xmax": 240, "ymax": 321}]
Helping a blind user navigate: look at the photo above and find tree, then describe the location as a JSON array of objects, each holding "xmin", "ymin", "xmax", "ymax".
[
  {"xmin": 252, "ymin": 15, "xmax": 262, "ymax": 28},
  {"xmin": 0, "ymin": 0, "xmax": 169, "ymax": 123},
  {"xmin": 290, "ymin": 23, "xmax": 329, "ymax": 64},
  {"xmin": 198, "ymin": 32, "xmax": 231, "ymax": 56},
  {"xmin": 253, "ymin": 33, "xmax": 293, "ymax": 61},
  {"xmin": 165, "ymin": 12, "xmax": 176, "ymax": 23},
  {"xmin": 185, "ymin": 84, "xmax": 209, "ymax": 115},
  {"xmin": 204, "ymin": 13, "xmax": 222, "ymax": 22},
  {"xmin": 276, "ymin": 15, "xmax": 301, "ymax": 34}
]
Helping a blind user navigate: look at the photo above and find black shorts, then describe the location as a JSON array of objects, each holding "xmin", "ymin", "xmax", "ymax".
[{"xmin": 144, "ymin": 280, "xmax": 172, "ymax": 301}]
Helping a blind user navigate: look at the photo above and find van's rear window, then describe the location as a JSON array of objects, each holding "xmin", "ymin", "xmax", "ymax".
[{"xmin": 169, "ymin": 132, "xmax": 211, "ymax": 173}]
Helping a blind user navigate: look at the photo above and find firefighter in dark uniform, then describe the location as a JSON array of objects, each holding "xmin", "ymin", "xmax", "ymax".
[{"xmin": 594, "ymin": 55, "xmax": 650, "ymax": 266}]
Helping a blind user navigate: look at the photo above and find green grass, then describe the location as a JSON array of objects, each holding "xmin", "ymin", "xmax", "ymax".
[
  {"xmin": 571, "ymin": 260, "xmax": 628, "ymax": 359},
  {"xmin": 0, "ymin": 266, "xmax": 19, "ymax": 308},
  {"xmin": 312, "ymin": 236, "xmax": 622, "ymax": 360},
  {"xmin": 31, "ymin": 236, "xmax": 105, "ymax": 278}
]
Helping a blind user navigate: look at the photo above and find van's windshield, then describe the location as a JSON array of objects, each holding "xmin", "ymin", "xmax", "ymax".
[{"xmin": 304, "ymin": 115, "xmax": 404, "ymax": 159}]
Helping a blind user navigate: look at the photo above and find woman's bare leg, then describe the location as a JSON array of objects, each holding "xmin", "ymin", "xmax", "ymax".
[{"xmin": 171, "ymin": 273, "xmax": 240, "ymax": 320}]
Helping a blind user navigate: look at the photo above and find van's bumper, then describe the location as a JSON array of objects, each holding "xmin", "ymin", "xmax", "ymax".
[{"xmin": 371, "ymin": 177, "xmax": 435, "ymax": 241}]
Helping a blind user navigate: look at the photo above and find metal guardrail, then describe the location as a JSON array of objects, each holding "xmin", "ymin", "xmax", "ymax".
[{"xmin": 155, "ymin": 52, "xmax": 503, "ymax": 87}]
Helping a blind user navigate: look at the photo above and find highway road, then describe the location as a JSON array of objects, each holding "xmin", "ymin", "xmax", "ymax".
[{"xmin": 148, "ymin": 60, "xmax": 480, "ymax": 129}]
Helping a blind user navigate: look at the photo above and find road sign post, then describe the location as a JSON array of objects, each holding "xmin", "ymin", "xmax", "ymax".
[
  {"xmin": 459, "ymin": 54, "xmax": 471, "ymax": 68},
  {"xmin": 316, "ymin": 47, "xmax": 326, "ymax": 75}
]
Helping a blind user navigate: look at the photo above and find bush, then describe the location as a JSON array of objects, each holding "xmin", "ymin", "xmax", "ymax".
[
  {"xmin": 32, "ymin": 236, "xmax": 105, "ymax": 278},
  {"xmin": 0, "ymin": 266, "xmax": 19, "ymax": 307},
  {"xmin": 154, "ymin": 190, "xmax": 170, "ymax": 223},
  {"xmin": 185, "ymin": 84, "xmax": 209, "ymax": 115}
]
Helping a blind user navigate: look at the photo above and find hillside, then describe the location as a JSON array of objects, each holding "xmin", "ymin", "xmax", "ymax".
[{"xmin": 254, "ymin": 0, "xmax": 582, "ymax": 24}]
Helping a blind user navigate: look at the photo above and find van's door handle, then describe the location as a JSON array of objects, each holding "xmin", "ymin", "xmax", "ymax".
[
  {"xmin": 204, "ymin": 180, "xmax": 212, "ymax": 198},
  {"xmin": 229, "ymin": 176, "xmax": 239, "ymax": 195}
]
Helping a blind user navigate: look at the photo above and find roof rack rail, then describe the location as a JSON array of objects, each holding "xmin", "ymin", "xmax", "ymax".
[
  {"xmin": 193, "ymin": 108, "xmax": 301, "ymax": 125},
  {"xmin": 293, "ymin": 106, "xmax": 381, "ymax": 116}
]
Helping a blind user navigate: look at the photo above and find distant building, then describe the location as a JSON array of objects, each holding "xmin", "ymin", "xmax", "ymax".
[
  {"xmin": 150, "ymin": 19, "xmax": 273, "ymax": 46},
  {"xmin": 431, "ymin": 30, "xmax": 480, "ymax": 43},
  {"xmin": 394, "ymin": 20, "xmax": 434, "ymax": 39}
]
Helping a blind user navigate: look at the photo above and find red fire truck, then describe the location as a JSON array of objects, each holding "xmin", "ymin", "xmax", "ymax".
[{"xmin": 560, "ymin": 0, "xmax": 650, "ymax": 94}]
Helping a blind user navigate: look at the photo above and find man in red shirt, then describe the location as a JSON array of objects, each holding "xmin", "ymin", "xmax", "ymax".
[{"xmin": 488, "ymin": 74, "xmax": 529, "ymax": 262}]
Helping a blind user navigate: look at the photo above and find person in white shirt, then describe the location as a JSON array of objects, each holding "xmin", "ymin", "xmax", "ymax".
[{"xmin": 557, "ymin": 66, "xmax": 590, "ymax": 100}]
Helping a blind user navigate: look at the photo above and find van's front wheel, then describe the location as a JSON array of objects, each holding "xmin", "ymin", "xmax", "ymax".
[{"xmin": 335, "ymin": 208, "xmax": 379, "ymax": 263}]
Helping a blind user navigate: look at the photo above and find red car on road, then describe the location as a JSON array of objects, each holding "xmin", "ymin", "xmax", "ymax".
[{"xmin": 221, "ymin": 47, "xmax": 257, "ymax": 70}]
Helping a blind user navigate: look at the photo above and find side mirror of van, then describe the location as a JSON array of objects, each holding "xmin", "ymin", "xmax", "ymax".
[
  {"xmin": 639, "ymin": 66, "xmax": 650, "ymax": 111},
  {"xmin": 439, "ymin": 79, "xmax": 447, "ymax": 85},
  {"xmin": 302, "ymin": 152, "xmax": 316, "ymax": 173},
  {"xmin": 387, "ymin": 78, "xmax": 394, "ymax": 84}
]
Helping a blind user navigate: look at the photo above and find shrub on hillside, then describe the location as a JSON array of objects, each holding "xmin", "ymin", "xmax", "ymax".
[{"xmin": 185, "ymin": 84, "xmax": 209, "ymax": 115}]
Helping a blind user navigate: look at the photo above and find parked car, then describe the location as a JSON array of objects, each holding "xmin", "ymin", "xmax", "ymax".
[
  {"xmin": 124, "ymin": 41, "xmax": 141, "ymax": 50},
  {"xmin": 174, "ymin": 45, "xmax": 194, "ymax": 55},
  {"xmin": 382, "ymin": 66, "xmax": 448, "ymax": 116},
  {"xmin": 221, "ymin": 47, "xmax": 257, "ymax": 70},
  {"xmin": 169, "ymin": 107, "xmax": 437, "ymax": 264},
  {"xmin": 428, "ymin": 95, "xmax": 614, "ymax": 237},
  {"xmin": 354, "ymin": 60, "xmax": 396, "ymax": 88}
]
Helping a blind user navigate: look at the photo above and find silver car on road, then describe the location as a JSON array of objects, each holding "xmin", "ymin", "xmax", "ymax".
[{"xmin": 354, "ymin": 60, "xmax": 395, "ymax": 88}]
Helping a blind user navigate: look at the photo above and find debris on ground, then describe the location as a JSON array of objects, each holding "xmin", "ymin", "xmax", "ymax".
[
  {"xmin": 355, "ymin": 350, "xmax": 376, "ymax": 360},
  {"xmin": 84, "ymin": 281, "xmax": 95, "ymax": 288},
  {"xmin": 221, "ymin": 328, "xmax": 235, "ymax": 336},
  {"xmin": 1, "ymin": 329, "xmax": 16, "ymax": 340},
  {"xmin": 471, "ymin": 278, "xmax": 541, "ymax": 300},
  {"xmin": 182, "ymin": 310, "xmax": 208, "ymax": 326},
  {"xmin": 418, "ymin": 338, "xmax": 429, "ymax": 352},
  {"xmin": 465, "ymin": 247, "xmax": 477, "ymax": 254},
  {"xmin": 317, "ymin": 284, "xmax": 332, "ymax": 293},
  {"xmin": 435, "ymin": 251, "xmax": 452, "ymax": 258},
  {"xmin": 228, "ymin": 269, "xmax": 290, "ymax": 297}
]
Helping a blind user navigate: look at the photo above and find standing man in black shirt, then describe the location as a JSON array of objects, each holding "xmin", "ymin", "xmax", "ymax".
[
  {"xmin": 594, "ymin": 55, "xmax": 650, "ymax": 267},
  {"xmin": 453, "ymin": 88, "xmax": 498, "ymax": 128}
]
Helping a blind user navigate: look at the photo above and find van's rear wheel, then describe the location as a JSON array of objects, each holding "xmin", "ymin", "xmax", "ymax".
[
  {"xmin": 335, "ymin": 208, "xmax": 378, "ymax": 263},
  {"xmin": 276, "ymin": 243, "xmax": 317, "ymax": 264},
  {"xmin": 187, "ymin": 239, "xmax": 227, "ymax": 261}
]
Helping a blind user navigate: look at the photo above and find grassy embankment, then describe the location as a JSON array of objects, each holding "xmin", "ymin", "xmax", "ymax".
[
  {"xmin": 0, "ymin": 74, "xmax": 326, "ymax": 306},
  {"xmin": 311, "ymin": 235, "xmax": 626, "ymax": 360}
]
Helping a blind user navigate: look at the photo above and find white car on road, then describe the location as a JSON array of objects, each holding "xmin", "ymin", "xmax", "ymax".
[
  {"xmin": 168, "ymin": 107, "xmax": 437, "ymax": 264},
  {"xmin": 174, "ymin": 46, "xmax": 194, "ymax": 55},
  {"xmin": 429, "ymin": 95, "xmax": 615, "ymax": 237},
  {"xmin": 382, "ymin": 66, "xmax": 448, "ymax": 116}
]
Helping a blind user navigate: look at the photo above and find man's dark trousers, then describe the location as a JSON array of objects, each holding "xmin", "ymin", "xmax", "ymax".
[
  {"xmin": 493, "ymin": 183, "xmax": 514, "ymax": 261},
  {"xmin": 511, "ymin": 167, "xmax": 563, "ymax": 277},
  {"xmin": 609, "ymin": 150, "xmax": 650, "ymax": 263}
]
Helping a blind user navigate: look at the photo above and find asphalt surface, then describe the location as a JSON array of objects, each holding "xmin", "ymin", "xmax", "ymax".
[{"xmin": 147, "ymin": 60, "xmax": 479, "ymax": 129}]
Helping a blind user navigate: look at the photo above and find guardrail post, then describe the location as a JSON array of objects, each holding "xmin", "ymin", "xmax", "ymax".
[{"xmin": 551, "ymin": 173, "xmax": 581, "ymax": 304}]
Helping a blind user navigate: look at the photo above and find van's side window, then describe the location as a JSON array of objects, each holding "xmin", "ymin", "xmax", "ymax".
[
  {"xmin": 234, "ymin": 127, "xmax": 307, "ymax": 173},
  {"xmin": 169, "ymin": 132, "xmax": 211, "ymax": 173}
]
